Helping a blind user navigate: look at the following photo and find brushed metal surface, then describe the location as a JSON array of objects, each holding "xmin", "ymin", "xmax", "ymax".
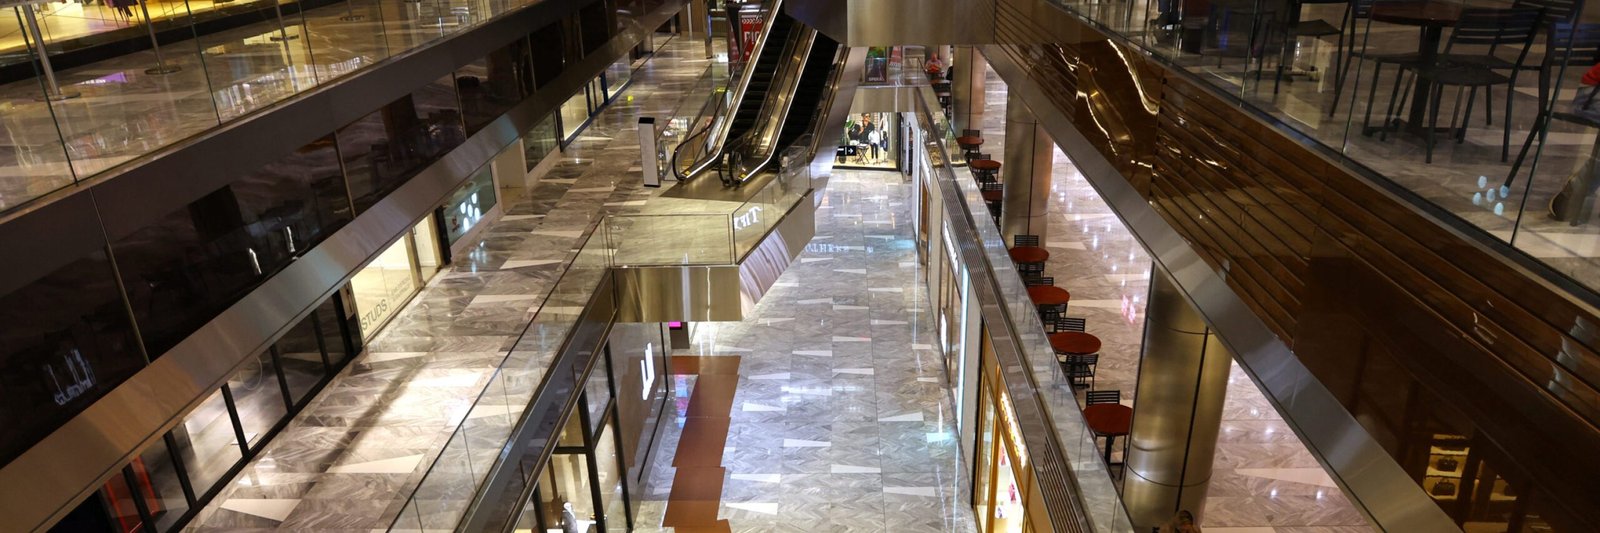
[
  {"xmin": 612, "ymin": 191, "xmax": 814, "ymax": 322},
  {"xmin": 999, "ymin": 90, "xmax": 1053, "ymax": 244},
  {"xmin": 0, "ymin": 2, "xmax": 686, "ymax": 528},
  {"xmin": 980, "ymin": 42, "xmax": 1459, "ymax": 533},
  {"xmin": 1123, "ymin": 268, "xmax": 1232, "ymax": 529},
  {"xmin": 785, "ymin": 0, "xmax": 995, "ymax": 46},
  {"xmin": 850, "ymin": 86, "xmax": 927, "ymax": 113}
]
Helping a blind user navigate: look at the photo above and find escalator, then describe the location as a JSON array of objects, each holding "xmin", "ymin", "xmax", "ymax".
[{"xmin": 672, "ymin": 0, "xmax": 843, "ymax": 187}]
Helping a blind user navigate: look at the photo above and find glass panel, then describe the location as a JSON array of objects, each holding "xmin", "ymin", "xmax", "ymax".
[
  {"xmin": 0, "ymin": 250, "xmax": 145, "ymax": 467},
  {"xmin": 350, "ymin": 234, "xmax": 420, "ymax": 339},
  {"xmin": 338, "ymin": 73, "xmax": 465, "ymax": 214},
  {"xmin": 976, "ymin": 370, "xmax": 996, "ymax": 533},
  {"xmin": 227, "ymin": 350, "xmax": 288, "ymax": 448},
  {"xmin": 195, "ymin": 0, "xmax": 316, "ymax": 121},
  {"xmin": 605, "ymin": 213, "xmax": 733, "ymax": 264},
  {"xmin": 301, "ymin": 0, "xmax": 392, "ymax": 83},
  {"xmin": 560, "ymin": 85, "xmax": 590, "ymax": 140},
  {"xmin": 273, "ymin": 311, "xmax": 328, "ymax": 407},
  {"xmin": 412, "ymin": 215, "xmax": 442, "ymax": 282},
  {"xmin": 530, "ymin": 21, "xmax": 565, "ymax": 89},
  {"xmin": 173, "ymin": 388, "xmax": 242, "ymax": 491},
  {"xmin": 538, "ymin": 452, "xmax": 597, "ymax": 532},
  {"xmin": 596, "ymin": 419, "xmax": 626, "ymax": 531},
  {"xmin": 319, "ymin": 291, "xmax": 353, "ymax": 367},
  {"xmin": 457, "ymin": 38, "xmax": 533, "ymax": 133},
  {"xmin": 112, "ymin": 134, "xmax": 351, "ymax": 355},
  {"xmin": 134, "ymin": 436, "xmax": 191, "ymax": 531},
  {"xmin": 586, "ymin": 355, "xmax": 611, "ymax": 435},
  {"xmin": 443, "ymin": 166, "xmax": 498, "ymax": 246},
  {"xmin": 604, "ymin": 55, "xmax": 632, "ymax": 100},
  {"xmin": 525, "ymin": 112, "xmax": 561, "ymax": 168},
  {"xmin": 0, "ymin": 12, "xmax": 77, "ymax": 213}
]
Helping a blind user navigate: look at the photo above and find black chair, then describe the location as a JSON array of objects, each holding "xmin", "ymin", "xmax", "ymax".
[
  {"xmin": 1506, "ymin": 23, "xmax": 1600, "ymax": 190},
  {"xmin": 1085, "ymin": 389, "xmax": 1121, "ymax": 406},
  {"xmin": 1056, "ymin": 316, "xmax": 1087, "ymax": 332},
  {"xmin": 1201, "ymin": 0, "xmax": 1283, "ymax": 71},
  {"xmin": 1371, "ymin": 8, "xmax": 1543, "ymax": 163},
  {"xmin": 981, "ymin": 181, "xmax": 1004, "ymax": 219},
  {"xmin": 1258, "ymin": 0, "xmax": 1351, "ymax": 93},
  {"xmin": 1023, "ymin": 275, "xmax": 1055, "ymax": 287},
  {"xmin": 1014, "ymin": 234, "xmax": 1040, "ymax": 247},
  {"xmin": 1327, "ymin": 0, "xmax": 1382, "ymax": 117},
  {"xmin": 1061, "ymin": 354, "xmax": 1099, "ymax": 389}
]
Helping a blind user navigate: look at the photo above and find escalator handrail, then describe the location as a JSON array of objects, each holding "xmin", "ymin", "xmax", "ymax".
[
  {"xmin": 674, "ymin": 0, "xmax": 785, "ymax": 181},
  {"xmin": 725, "ymin": 27, "xmax": 817, "ymax": 185},
  {"xmin": 671, "ymin": 93, "xmax": 726, "ymax": 180}
]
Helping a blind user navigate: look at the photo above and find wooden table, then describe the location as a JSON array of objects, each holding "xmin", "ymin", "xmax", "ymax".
[
  {"xmin": 1049, "ymin": 331, "xmax": 1102, "ymax": 355},
  {"xmin": 1027, "ymin": 285, "xmax": 1070, "ymax": 306},
  {"xmin": 1369, "ymin": 1, "xmax": 1462, "ymax": 134},
  {"xmin": 969, "ymin": 158, "xmax": 1001, "ymax": 171},
  {"xmin": 1084, "ymin": 403, "xmax": 1133, "ymax": 464},
  {"xmin": 981, "ymin": 189, "xmax": 1004, "ymax": 202},
  {"xmin": 1009, "ymin": 246, "xmax": 1050, "ymax": 265},
  {"xmin": 956, "ymin": 135, "xmax": 985, "ymax": 149}
]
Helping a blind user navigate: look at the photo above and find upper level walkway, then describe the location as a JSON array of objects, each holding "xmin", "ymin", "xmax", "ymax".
[{"xmin": 186, "ymin": 35, "xmax": 705, "ymax": 531}]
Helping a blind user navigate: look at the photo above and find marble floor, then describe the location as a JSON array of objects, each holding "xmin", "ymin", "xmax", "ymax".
[
  {"xmin": 184, "ymin": 35, "xmax": 719, "ymax": 531},
  {"xmin": 630, "ymin": 168, "xmax": 980, "ymax": 533},
  {"xmin": 970, "ymin": 58, "xmax": 1374, "ymax": 532}
]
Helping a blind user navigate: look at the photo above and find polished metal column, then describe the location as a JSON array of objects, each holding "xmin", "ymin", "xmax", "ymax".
[
  {"xmin": 951, "ymin": 46, "xmax": 988, "ymax": 132},
  {"xmin": 1000, "ymin": 91, "xmax": 1053, "ymax": 244},
  {"xmin": 1123, "ymin": 267, "xmax": 1233, "ymax": 529}
]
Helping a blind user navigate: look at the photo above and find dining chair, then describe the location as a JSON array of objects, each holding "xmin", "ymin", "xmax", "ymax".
[
  {"xmin": 1056, "ymin": 316, "xmax": 1088, "ymax": 332},
  {"xmin": 1326, "ymin": 0, "xmax": 1383, "ymax": 117},
  {"xmin": 1505, "ymin": 23, "xmax": 1600, "ymax": 190},
  {"xmin": 1013, "ymin": 234, "xmax": 1040, "ymax": 247},
  {"xmin": 1085, "ymin": 389, "xmax": 1121, "ymax": 406},
  {"xmin": 1388, "ymin": 8, "xmax": 1544, "ymax": 162},
  {"xmin": 1023, "ymin": 275, "xmax": 1055, "ymax": 288},
  {"xmin": 1062, "ymin": 354, "xmax": 1099, "ymax": 389},
  {"xmin": 1257, "ymin": 0, "xmax": 1351, "ymax": 94}
]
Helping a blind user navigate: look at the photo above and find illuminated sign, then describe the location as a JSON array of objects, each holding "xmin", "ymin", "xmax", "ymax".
[
  {"xmin": 998, "ymin": 389, "xmax": 1028, "ymax": 467},
  {"xmin": 47, "ymin": 349, "xmax": 97, "ymax": 406}
]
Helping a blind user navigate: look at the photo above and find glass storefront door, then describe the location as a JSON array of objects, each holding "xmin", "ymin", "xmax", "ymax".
[
  {"xmin": 349, "ymin": 215, "xmax": 444, "ymax": 340},
  {"xmin": 838, "ymin": 113, "xmax": 900, "ymax": 170}
]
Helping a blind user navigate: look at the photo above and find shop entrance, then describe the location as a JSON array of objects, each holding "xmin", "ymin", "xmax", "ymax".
[{"xmin": 350, "ymin": 216, "xmax": 444, "ymax": 339}]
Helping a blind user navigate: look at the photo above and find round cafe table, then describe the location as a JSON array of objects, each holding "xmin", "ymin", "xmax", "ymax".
[
  {"xmin": 1083, "ymin": 403, "xmax": 1133, "ymax": 465},
  {"xmin": 1008, "ymin": 246, "xmax": 1050, "ymax": 265},
  {"xmin": 981, "ymin": 189, "xmax": 1004, "ymax": 203},
  {"xmin": 956, "ymin": 135, "xmax": 985, "ymax": 150},
  {"xmin": 1368, "ymin": 1, "xmax": 1462, "ymax": 135},
  {"xmin": 970, "ymin": 158, "xmax": 1002, "ymax": 182},
  {"xmin": 1049, "ymin": 331, "xmax": 1101, "ymax": 356},
  {"xmin": 1027, "ymin": 285, "xmax": 1070, "ymax": 306}
]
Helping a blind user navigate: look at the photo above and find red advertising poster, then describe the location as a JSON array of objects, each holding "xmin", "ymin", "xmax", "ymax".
[{"xmin": 739, "ymin": 8, "xmax": 764, "ymax": 62}]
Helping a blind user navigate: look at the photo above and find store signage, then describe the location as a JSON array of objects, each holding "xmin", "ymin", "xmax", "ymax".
[
  {"xmin": 998, "ymin": 389, "xmax": 1028, "ymax": 467},
  {"xmin": 46, "ymin": 349, "xmax": 97, "ymax": 406},
  {"xmin": 733, "ymin": 205, "xmax": 763, "ymax": 231}
]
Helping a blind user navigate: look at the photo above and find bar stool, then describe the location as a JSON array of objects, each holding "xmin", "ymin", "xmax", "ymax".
[{"xmin": 969, "ymin": 158, "xmax": 1001, "ymax": 183}]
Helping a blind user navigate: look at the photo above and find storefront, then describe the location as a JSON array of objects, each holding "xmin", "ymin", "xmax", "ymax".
[
  {"xmin": 838, "ymin": 112, "xmax": 901, "ymax": 170},
  {"xmin": 350, "ymin": 216, "xmax": 444, "ymax": 340},
  {"xmin": 973, "ymin": 347, "xmax": 1046, "ymax": 533},
  {"xmin": 441, "ymin": 166, "xmax": 500, "ymax": 254},
  {"xmin": 59, "ymin": 290, "xmax": 359, "ymax": 533},
  {"xmin": 514, "ymin": 322, "xmax": 670, "ymax": 532}
]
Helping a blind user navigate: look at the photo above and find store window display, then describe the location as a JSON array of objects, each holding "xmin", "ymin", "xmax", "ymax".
[
  {"xmin": 839, "ymin": 113, "xmax": 899, "ymax": 170},
  {"xmin": 350, "ymin": 217, "xmax": 443, "ymax": 339}
]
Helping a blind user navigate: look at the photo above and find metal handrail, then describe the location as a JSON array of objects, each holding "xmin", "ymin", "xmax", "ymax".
[{"xmin": 674, "ymin": 0, "xmax": 786, "ymax": 180}]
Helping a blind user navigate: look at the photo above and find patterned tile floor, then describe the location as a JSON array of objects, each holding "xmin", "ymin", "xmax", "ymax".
[
  {"xmin": 631, "ymin": 168, "xmax": 980, "ymax": 533},
  {"xmin": 971, "ymin": 57, "xmax": 1374, "ymax": 532},
  {"xmin": 185, "ymin": 35, "xmax": 718, "ymax": 531}
]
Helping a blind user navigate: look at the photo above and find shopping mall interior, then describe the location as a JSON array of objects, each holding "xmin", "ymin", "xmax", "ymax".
[{"xmin": 2, "ymin": 0, "xmax": 1598, "ymax": 531}]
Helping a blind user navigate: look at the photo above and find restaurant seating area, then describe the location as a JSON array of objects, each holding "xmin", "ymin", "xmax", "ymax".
[
  {"xmin": 964, "ymin": 127, "xmax": 1132, "ymax": 470},
  {"xmin": 1057, "ymin": 0, "xmax": 1600, "ymax": 292}
]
